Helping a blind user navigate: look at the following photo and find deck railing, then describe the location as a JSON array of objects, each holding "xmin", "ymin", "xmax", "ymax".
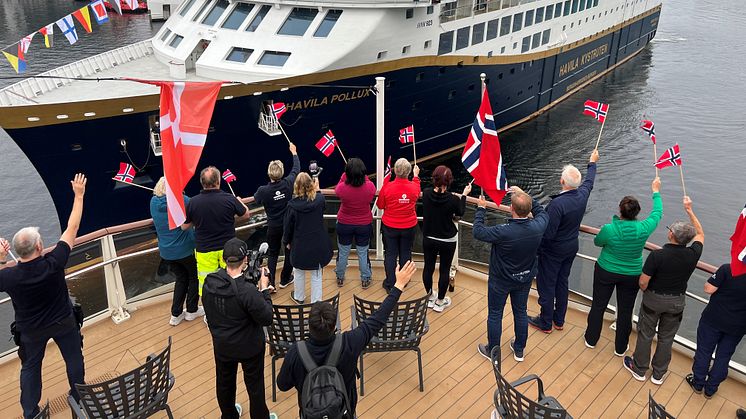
[{"xmin": 0, "ymin": 189, "xmax": 742, "ymax": 379}]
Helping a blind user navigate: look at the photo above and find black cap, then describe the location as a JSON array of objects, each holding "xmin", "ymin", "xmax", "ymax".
[{"xmin": 223, "ymin": 238, "xmax": 248, "ymax": 263}]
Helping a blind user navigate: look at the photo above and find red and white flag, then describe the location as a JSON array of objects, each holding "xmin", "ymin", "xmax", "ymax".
[
  {"xmin": 90, "ymin": 0, "xmax": 110, "ymax": 24},
  {"xmin": 18, "ymin": 32, "xmax": 35, "ymax": 60},
  {"xmin": 583, "ymin": 100, "xmax": 609, "ymax": 123},
  {"xmin": 271, "ymin": 102, "xmax": 286, "ymax": 120},
  {"xmin": 123, "ymin": 0, "xmax": 139, "ymax": 10},
  {"xmin": 641, "ymin": 120, "xmax": 656, "ymax": 144},
  {"xmin": 399, "ymin": 125, "xmax": 414, "ymax": 144},
  {"xmin": 129, "ymin": 79, "xmax": 222, "ymax": 228},
  {"xmin": 113, "ymin": 162, "xmax": 136, "ymax": 183},
  {"xmin": 384, "ymin": 155, "xmax": 392, "ymax": 177},
  {"xmin": 106, "ymin": 0, "xmax": 123, "ymax": 15},
  {"xmin": 654, "ymin": 144, "xmax": 682, "ymax": 169},
  {"xmin": 222, "ymin": 169, "xmax": 237, "ymax": 183},
  {"xmin": 316, "ymin": 130, "xmax": 337, "ymax": 157},
  {"xmin": 731, "ymin": 203, "xmax": 746, "ymax": 277}
]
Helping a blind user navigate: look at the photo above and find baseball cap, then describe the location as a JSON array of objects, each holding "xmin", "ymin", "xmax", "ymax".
[{"xmin": 223, "ymin": 238, "xmax": 248, "ymax": 263}]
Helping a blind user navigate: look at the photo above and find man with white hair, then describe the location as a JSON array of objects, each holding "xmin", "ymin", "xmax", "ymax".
[
  {"xmin": 529, "ymin": 150, "xmax": 599, "ymax": 333},
  {"xmin": 0, "ymin": 174, "xmax": 87, "ymax": 419}
]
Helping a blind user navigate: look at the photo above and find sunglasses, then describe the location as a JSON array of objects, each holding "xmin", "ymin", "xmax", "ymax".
[{"xmin": 665, "ymin": 225, "xmax": 673, "ymax": 233}]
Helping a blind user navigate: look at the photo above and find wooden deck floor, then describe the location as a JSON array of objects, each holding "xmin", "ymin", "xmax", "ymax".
[{"xmin": 0, "ymin": 265, "xmax": 744, "ymax": 418}]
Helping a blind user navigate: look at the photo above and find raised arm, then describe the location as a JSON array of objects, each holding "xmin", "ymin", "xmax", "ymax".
[
  {"xmin": 60, "ymin": 174, "xmax": 86, "ymax": 248},
  {"xmin": 640, "ymin": 177, "xmax": 663, "ymax": 234},
  {"xmin": 683, "ymin": 196, "xmax": 704, "ymax": 244},
  {"xmin": 473, "ymin": 195, "xmax": 503, "ymax": 244},
  {"xmin": 286, "ymin": 143, "xmax": 300, "ymax": 184},
  {"xmin": 579, "ymin": 150, "xmax": 599, "ymax": 198}
]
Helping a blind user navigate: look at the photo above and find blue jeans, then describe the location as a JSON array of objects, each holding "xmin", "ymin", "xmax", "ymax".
[
  {"xmin": 335, "ymin": 223, "xmax": 372, "ymax": 281},
  {"xmin": 692, "ymin": 318, "xmax": 744, "ymax": 394},
  {"xmin": 293, "ymin": 267, "xmax": 323, "ymax": 303},
  {"xmin": 487, "ymin": 276, "xmax": 531, "ymax": 353}
]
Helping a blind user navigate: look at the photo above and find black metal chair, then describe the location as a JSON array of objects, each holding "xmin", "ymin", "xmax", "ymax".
[
  {"xmin": 351, "ymin": 293, "xmax": 429, "ymax": 396},
  {"xmin": 648, "ymin": 391, "xmax": 676, "ymax": 419},
  {"xmin": 490, "ymin": 346, "xmax": 571, "ymax": 419},
  {"xmin": 266, "ymin": 293, "xmax": 340, "ymax": 402},
  {"xmin": 68, "ymin": 337, "xmax": 175, "ymax": 419},
  {"xmin": 32, "ymin": 400, "xmax": 50, "ymax": 419}
]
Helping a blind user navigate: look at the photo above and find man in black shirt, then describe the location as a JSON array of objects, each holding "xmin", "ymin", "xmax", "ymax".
[
  {"xmin": 624, "ymin": 196, "xmax": 704, "ymax": 385},
  {"xmin": 0, "ymin": 174, "xmax": 87, "ymax": 419},
  {"xmin": 202, "ymin": 238, "xmax": 274, "ymax": 419},
  {"xmin": 182, "ymin": 166, "xmax": 249, "ymax": 297},
  {"xmin": 253, "ymin": 142, "xmax": 299, "ymax": 288}
]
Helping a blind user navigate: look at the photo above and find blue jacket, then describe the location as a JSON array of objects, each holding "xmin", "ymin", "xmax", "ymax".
[
  {"xmin": 473, "ymin": 198, "xmax": 549, "ymax": 283},
  {"xmin": 150, "ymin": 195, "xmax": 196, "ymax": 260},
  {"xmin": 539, "ymin": 162, "xmax": 597, "ymax": 256}
]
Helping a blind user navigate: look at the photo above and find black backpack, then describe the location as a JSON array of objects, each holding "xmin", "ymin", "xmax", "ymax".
[{"xmin": 297, "ymin": 335, "xmax": 352, "ymax": 419}]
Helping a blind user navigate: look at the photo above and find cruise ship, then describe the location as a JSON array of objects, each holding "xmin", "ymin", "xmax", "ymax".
[{"xmin": 0, "ymin": 0, "xmax": 661, "ymax": 234}]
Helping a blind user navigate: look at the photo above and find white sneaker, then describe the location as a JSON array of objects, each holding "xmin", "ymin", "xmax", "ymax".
[
  {"xmin": 433, "ymin": 297, "xmax": 452, "ymax": 313},
  {"xmin": 203, "ymin": 315, "xmax": 208, "ymax": 325},
  {"xmin": 651, "ymin": 372, "xmax": 668, "ymax": 385},
  {"xmin": 427, "ymin": 291, "xmax": 437, "ymax": 309},
  {"xmin": 614, "ymin": 344, "xmax": 630, "ymax": 357},
  {"xmin": 169, "ymin": 312, "xmax": 185, "ymax": 326},
  {"xmin": 185, "ymin": 306, "xmax": 205, "ymax": 321},
  {"xmin": 235, "ymin": 403, "xmax": 242, "ymax": 417},
  {"xmin": 584, "ymin": 339, "xmax": 595, "ymax": 349}
]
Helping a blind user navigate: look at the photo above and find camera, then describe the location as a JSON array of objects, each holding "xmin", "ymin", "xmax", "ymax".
[
  {"xmin": 243, "ymin": 242, "xmax": 269, "ymax": 285},
  {"xmin": 309, "ymin": 160, "xmax": 323, "ymax": 178}
]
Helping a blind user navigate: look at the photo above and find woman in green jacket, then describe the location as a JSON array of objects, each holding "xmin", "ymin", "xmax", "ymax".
[{"xmin": 584, "ymin": 177, "xmax": 663, "ymax": 356}]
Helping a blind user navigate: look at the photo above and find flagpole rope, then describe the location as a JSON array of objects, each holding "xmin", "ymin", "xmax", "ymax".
[{"xmin": 111, "ymin": 178, "xmax": 153, "ymax": 191}]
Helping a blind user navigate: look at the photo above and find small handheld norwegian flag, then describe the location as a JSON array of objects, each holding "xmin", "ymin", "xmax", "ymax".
[
  {"xmin": 654, "ymin": 144, "xmax": 682, "ymax": 169},
  {"xmin": 384, "ymin": 155, "xmax": 392, "ymax": 177},
  {"xmin": 583, "ymin": 100, "xmax": 609, "ymax": 123},
  {"xmin": 731, "ymin": 203, "xmax": 746, "ymax": 277},
  {"xmin": 641, "ymin": 120, "xmax": 656, "ymax": 144},
  {"xmin": 316, "ymin": 130, "xmax": 337, "ymax": 157},
  {"xmin": 114, "ymin": 162, "xmax": 136, "ymax": 183},
  {"xmin": 222, "ymin": 169, "xmax": 237, "ymax": 183},
  {"xmin": 399, "ymin": 125, "xmax": 415, "ymax": 144},
  {"xmin": 271, "ymin": 102, "xmax": 286, "ymax": 120}
]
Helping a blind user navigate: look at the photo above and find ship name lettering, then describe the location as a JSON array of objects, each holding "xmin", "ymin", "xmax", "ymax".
[
  {"xmin": 285, "ymin": 88, "xmax": 371, "ymax": 111},
  {"xmin": 416, "ymin": 19, "xmax": 433, "ymax": 28},
  {"xmin": 559, "ymin": 58, "xmax": 578, "ymax": 78}
]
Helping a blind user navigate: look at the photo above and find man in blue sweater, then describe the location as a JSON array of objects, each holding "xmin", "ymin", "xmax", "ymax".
[
  {"xmin": 277, "ymin": 260, "xmax": 417, "ymax": 416},
  {"xmin": 529, "ymin": 150, "xmax": 599, "ymax": 333},
  {"xmin": 474, "ymin": 187, "xmax": 549, "ymax": 362}
]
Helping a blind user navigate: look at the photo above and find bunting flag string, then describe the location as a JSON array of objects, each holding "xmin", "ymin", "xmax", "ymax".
[
  {"xmin": 72, "ymin": 7, "xmax": 94, "ymax": 34},
  {"xmin": 1, "ymin": 50, "xmax": 25, "ymax": 74},
  {"xmin": 39, "ymin": 25, "xmax": 54, "ymax": 48}
]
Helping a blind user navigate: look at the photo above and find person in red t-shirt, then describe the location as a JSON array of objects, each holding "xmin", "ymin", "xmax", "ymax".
[{"xmin": 376, "ymin": 158, "xmax": 420, "ymax": 291}]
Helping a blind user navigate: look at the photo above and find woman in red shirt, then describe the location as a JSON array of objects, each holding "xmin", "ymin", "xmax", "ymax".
[{"xmin": 376, "ymin": 158, "xmax": 420, "ymax": 291}]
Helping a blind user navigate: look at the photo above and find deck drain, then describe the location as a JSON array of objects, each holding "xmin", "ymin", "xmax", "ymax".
[{"xmin": 15, "ymin": 371, "xmax": 119, "ymax": 418}]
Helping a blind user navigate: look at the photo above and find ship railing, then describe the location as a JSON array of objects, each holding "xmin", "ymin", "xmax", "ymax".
[
  {"xmin": 0, "ymin": 40, "xmax": 154, "ymax": 107},
  {"xmin": 439, "ymin": 0, "xmax": 539, "ymax": 24},
  {"xmin": 0, "ymin": 189, "xmax": 744, "ymax": 380}
]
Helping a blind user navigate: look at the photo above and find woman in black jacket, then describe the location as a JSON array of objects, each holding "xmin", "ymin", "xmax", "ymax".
[
  {"xmin": 422, "ymin": 166, "xmax": 471, "ymax": 312},
  {"xmin": 283, "ymin": 172, "xmax": 333, "ymax": 304}
]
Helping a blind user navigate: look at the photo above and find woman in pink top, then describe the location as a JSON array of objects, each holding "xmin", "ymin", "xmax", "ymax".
[{"xmin": 334, "ymin": 158, "xmax": 376, "ymax": 288}]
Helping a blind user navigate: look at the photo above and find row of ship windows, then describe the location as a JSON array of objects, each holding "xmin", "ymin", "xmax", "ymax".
[{"xmin": 176, "ymin": 0, "xmax": 342, "ymax": 38}]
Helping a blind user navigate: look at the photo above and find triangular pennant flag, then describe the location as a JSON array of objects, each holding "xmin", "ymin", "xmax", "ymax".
[
  {"xmin": 106, "ymin": 0, "xmax": 123, "ymax": 15},
  {"xmin": 72, "ymin": 7, "xmax": 93, "ymax": 33},
  {"xmin": 90, "ymin": 0, "xmax": 110, "ymax": 24},
  {"xmin": 56, "ymin": 15, "xmax": 79, "ymax": 45},
  {"xmin": 18, "ymin": 32, "xmax": 35, "ymax": 60},
  {"xmin": 2, "ymin": 50, "xmax": 26, "ymax": 74},
  {"xmin": 39, "ymin": 24, "xmax": 54, "ymax": 48},
  {"xmin": 123, "ymin": 0, "xmax": 139, "ymax": 10}
]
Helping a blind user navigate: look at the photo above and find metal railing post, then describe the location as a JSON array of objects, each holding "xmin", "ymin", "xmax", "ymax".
[
  {"xmin": 101, "ymin": 234, "xmax": 131, "ymax": 324},
  {"xmin": 375, "ymin": 76, "xmax": 385, "ymax": 261}
]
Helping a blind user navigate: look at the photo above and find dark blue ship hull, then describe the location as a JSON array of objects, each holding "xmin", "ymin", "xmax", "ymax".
[{"xmin": 5, "ymin": 9, "xmax": 660, "ymax": 234}]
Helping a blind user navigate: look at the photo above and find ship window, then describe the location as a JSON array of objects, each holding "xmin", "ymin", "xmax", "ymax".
[
  {"xmin": 512, "ymin": 13, "xmax": 522, "ymax": 32},
  {"xmin": 542, "ymin": 29, "xmax": 551, "ymax": 45},
  {"xmin": 314, "ymin": 10, "xmax": 342, "ymax": 37},
  {"xmin": 486, "ymin": 19, "xmax": 498, "ymax": 40},
  {"xmin": 191, "ymin": 0, "xmax": 212, "ymax": 22},
  {"xmin": 531, "ymin": 32, "xmax": 541, "ymax": 49},
  {"xmin": 405, "ymin": 8, "xmax": 414, "ymax": 19},
  {"xmin": 587, "ymin": 0, "xmax": 593, "ymax": 8},
  {"xmin": 593, "ymin": 0, "xmax": 599, "ymax": 6},
  {"xmin": 402, "ymin": 45, "xmax": 411, "ymax": 54},
  {"xmin": 487, "ymin": 50, "xmax": 493, "ymax": 57},
  {"xmin": 279, "ymin": 8, "xmax": 318, "ymax": 36},
  {"xmin": 498, "ymin": 72, "xmax": 503, "ymax": 79},
  {"xmin": 246, "ymin": 5, "xmax": 270, "ymax": 32},
  {"xmin": 500, "ymin": 16, "xmax": 511, "ymax": 36},
  {"xmin": 169, "ymin": 34, "xmax": 184, "ymax": 48},
  {"xmin": 226, "ymin": 47, "xmax": 254, "ymax": 63},
  {"xmin": 521, "ymin": 36, "xmax": 530, "ymax": 52},
  {"xmin": 427, "ymin": 5, "xmax": 434, "ymax": 14},
  {"xmin": 545, "ymin": 5, "xmax": 553, "ymax": 20},
  {"xmin": 160, "ymin": 28, "xmax": 172, "ymax": 42},
  {"xmin": 563, "ymin": 1, "xmax": 571, "ymax": 15},
  {"xmin": 424, "ymin": 40, "xmax": 431, "ymax": 49},
  {"xmin": 258, "ymin": 51, "xmax": 291, "ymax": 66},
  {"xmin": 456, "ymin": 26, "xmax": 470, "ymax": 50},
  {"xmin": 179, "ymin": 0, "xmax": 196, "ymax": 17},
  {"xmin": 438, "ymin": 31, "xmax": 454, "ymax": 55},
  {"xmin": 416, "ymin": 72, "xmax": 424, "ymax": 82},
  {"xmin": 222, "ymin": 3, "xmax": 253, "ymax": 29},
  {"xmin": 535, "ymin": 7, "xmax": 544, "ymax": 23},
  {"xmin": 201, "ymin": 0, "xmax": 229, "ymax": 26},
  {"xmin": 525, "ymin": 10, "xmax": 533, "ymax": 27},
  {"xmin": 472, "ymin": 22, "xmax": 485, "ymax": 45},
  {"xmin": 555, "ymin": 2, "xmax": 563, "ymax": 18},
  {"xmin": 377, "ymin": 50, "xmax": 387, "ymax": 60},
  {"xmin": 579, "ymin": 0, "xmax": 585, "ymax": 11},
  {"xmin": 571, "ymin": 0, "xmax": 579, "ymax": 13},
  {"xmin": 500, "ymin": 46, "xmax": 505, "ymax": 53}
]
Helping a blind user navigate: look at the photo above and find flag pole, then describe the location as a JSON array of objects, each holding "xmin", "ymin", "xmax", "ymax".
[
  {"xmin": 336, "ymin": 143, "xmax": 348, "ymax": 165},
  {"xmin": 653, "ymin": 143, "xmax": 659, "ymax": 176},
  {"xmin": 594, "ymin": 109, "xmax": 607, "ymax": 150},
  {"xmin": 478, "ymin": 73, "xmax": 487, "ymax": 200},
  {"xmin": 226, "ymin": 182, "xmax": 236, "ymax": 196},
  {"xmin": 112, "ymin": 178, "xmax": 154, "ymax": 192},
  {"xmin": 678, "ymin": 165, "xmax": 687, "ymax": 196},
  {"xmin": 412, "ymin": 138, "xmax": 417, "ymax": 166},
  {"xmin": 277, "ymin": 122, "xmax": 292, "ymax": 145}
]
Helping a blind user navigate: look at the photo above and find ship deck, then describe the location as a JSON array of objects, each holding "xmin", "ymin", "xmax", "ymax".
[{"xmin": 0, "ymin": 265, "xmax": 743, "ymax": 418}]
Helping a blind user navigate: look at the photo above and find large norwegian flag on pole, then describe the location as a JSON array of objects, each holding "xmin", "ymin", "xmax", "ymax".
[
  {"xmin": 131, "ymin": 80, "xmax": 222, "ymax": 228},
  {"xmin": 461, "ymin": 89, "xmax": 508, "ymax": 204},
  {"xmin": 731, "ymin": 203, "xmax": 746, "ymax": 277}
]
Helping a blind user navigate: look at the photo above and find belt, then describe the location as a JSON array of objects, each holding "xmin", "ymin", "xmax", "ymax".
[{"xmin": 649, "ymin": 290, "xmax": 685, "ymax": 297}]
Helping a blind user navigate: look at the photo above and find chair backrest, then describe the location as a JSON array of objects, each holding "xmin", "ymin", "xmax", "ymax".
[
  {"xmin": 648, "ymin": 391, "xmax": 676, "ymax": 419},
  {"xmin": 267, "ymin": 293, "xmax": 340, "ymax": 357},
  {"xmin": 75, "ymin": 337, "xmax": 173, "ymax": 418},
  {"xmin": 353, "ymin": 293, "xmax": 428, "ymax": 351},
  {"xmin": 493, "ymin": 362, "xmax": 569, "ymax": 419},
  {"xmin": 32, "ymin": 400, "xmax": 50, "ymax": 419}
]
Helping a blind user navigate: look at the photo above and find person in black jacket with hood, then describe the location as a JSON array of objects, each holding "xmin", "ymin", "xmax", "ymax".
[
  {"xmin": 277, "ymin": 260, "xmax": 417, "ymax": 416},
  {"xmin": 202, "ymin": 238, "xmax": 274, "ymax": 419}
]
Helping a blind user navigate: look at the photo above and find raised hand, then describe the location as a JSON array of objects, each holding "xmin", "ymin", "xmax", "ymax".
[
  {"xmin": 71, "ymin": 173, "xmax": 87, "ymax": 198},
  {"xmin": 462, "ymin": 183, "xmax": 473, "ymax": 196},
  {"xmin": 652, "ymin": 177, "xmax": 661, "ymax": 193}
]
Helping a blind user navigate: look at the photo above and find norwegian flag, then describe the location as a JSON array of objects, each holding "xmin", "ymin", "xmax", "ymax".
[
  {"xmin": 113, "ymin": 162, "xmax": 136, "ymax": 183},
  {"xmin": 654, "ymin": 144, "xmax": 682, "ymax": 169},
  {"xmin": 583, "ymin": 100, "xmax": 609, "ymax": 123},
  {"xmin": 641, "ymin": 120, "xmax": 656, "ymax": 144},
  {"xmin": 316, "ymin": 130, "xmax": 337, "ymax": 157},
  {"xmin": 271, "ymin": 102, "xmax": 286, "ymax": 120},
  {"xmin": 462, "ymin": 89, "xmax": 508, "ymax": 204},
  {"xmin": 731, "ymin": 203, "xmax": 746, "ymax": 277},
  {"xmin": 399, "ymin": 125, "xmax": 414, "ymax": 144},
  {"xmin": 384, "ymin": 155, "xmax": 392, "ymax": 177},
  {"xmin": 222, "ymin": 169, "xmax": 237, "ymax": 183},
  {"xmin": 128, "ymin": 79, "xmax": 222, "ymax": 228}
]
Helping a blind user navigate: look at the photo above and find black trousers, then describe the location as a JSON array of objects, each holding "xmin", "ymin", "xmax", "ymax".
[
  {"xmin": 214, "ymin": 347, "xmax": 268, "ymax": 419},
  {"xmin": 266, "ymin": 224, "xmax": 293, "ymax": 287},
  {"xmin": 422, "ymin": 237, "xmax": 456, "ymax": 300},
  {"xmin": 169, "ymin": 254, "xmax": 199, "ymax": 317},
  {"xmin": 382, "ymin": 225, "xmax": 416, "ymax": 288},
  {"xmin": 585, "ymin": 263, "xmax": 640, "ymax": 354}
]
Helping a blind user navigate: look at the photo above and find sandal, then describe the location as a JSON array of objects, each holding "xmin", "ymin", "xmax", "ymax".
[
  {"xmin": 361, "ymin": 279, "xmax": 371, "ymax": 289},
  {"xmin": 337, "ymin": 277, "xmax": 344, "ymax": 287}
]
